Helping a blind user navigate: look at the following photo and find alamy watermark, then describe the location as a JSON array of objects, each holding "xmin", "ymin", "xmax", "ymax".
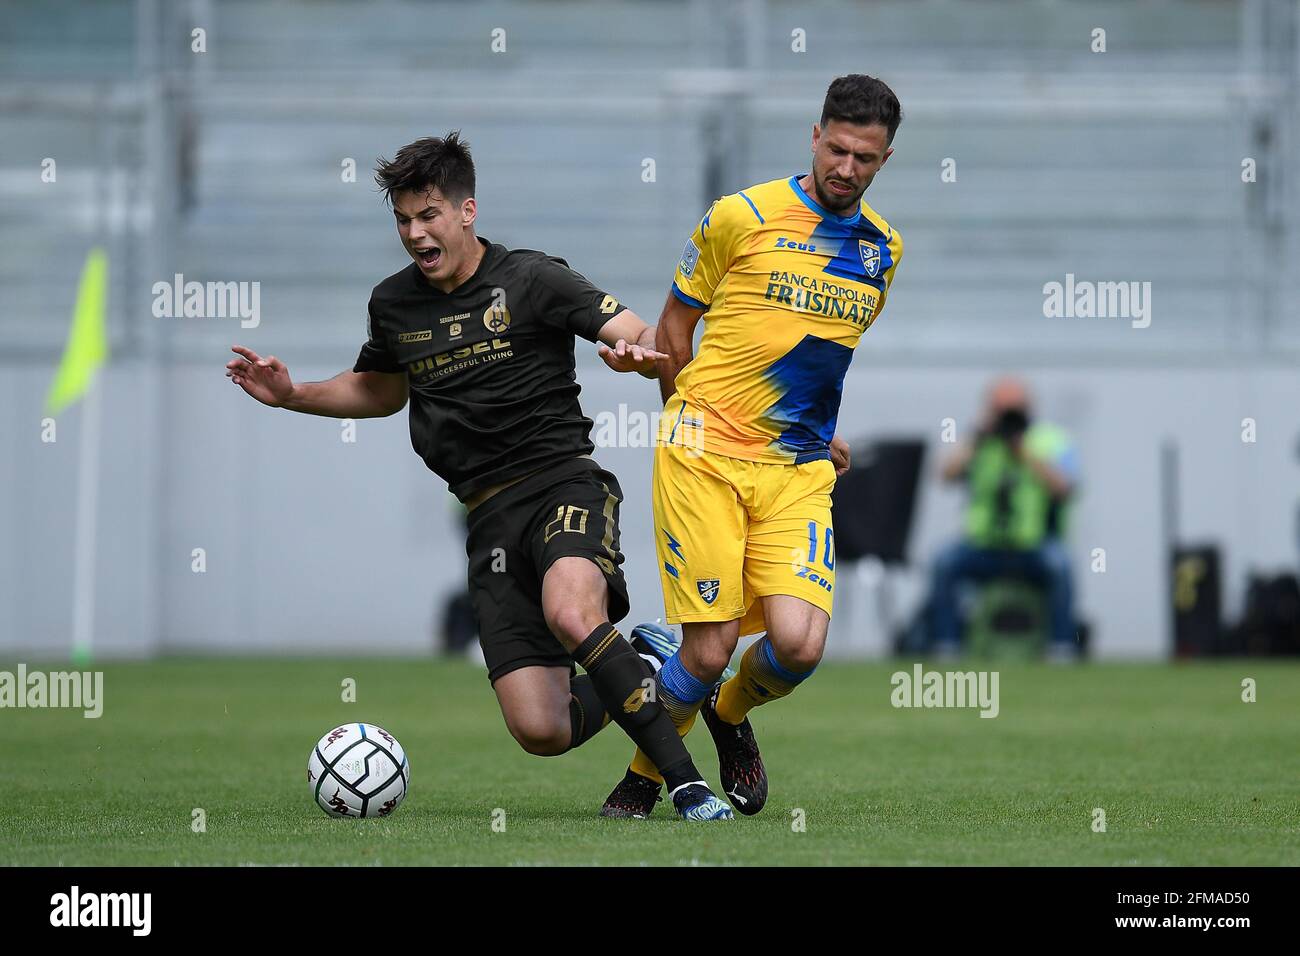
[
  {"xmin": 0, "ymin": 665, "xmax": 103, "ymax": 718},
  {"xmin": 152, "ymin": 273, "xmax": 260, "ymax": 328},
  {"xmin": 50, "ymin": 886, "xmax": 150, "ymax": 936},
  {"xmin": 890, "ymin": 663, "xmax": 999, "ymax": 718},
  {"xmin": 1043, "ymin": 273, "xmax": 1151, "ymax": 328},
  {"xmin": 592, "ymin": 402, "xmax": 705, "ymax": 454}
]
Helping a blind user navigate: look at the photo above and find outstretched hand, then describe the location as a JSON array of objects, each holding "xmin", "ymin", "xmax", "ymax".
[
  {"xmin": 597, "ymin": 338, "xmax": 667, "ymax": 377},
  {"xmin": 226, "ymin": 346, "xmax": 294, "ymax": 407}
]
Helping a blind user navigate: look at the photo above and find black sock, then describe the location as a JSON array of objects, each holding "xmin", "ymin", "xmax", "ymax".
[
  {"xmin": 572, "ymin": 624, "xmax": 701, "ymax": 791},
  {"xmin": 567, "ymin": 674, "xmax": 609, "ymax": 751}
]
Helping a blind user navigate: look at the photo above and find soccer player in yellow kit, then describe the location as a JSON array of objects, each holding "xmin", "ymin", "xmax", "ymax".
[{"xmin": 600, "ymin": 75, "xmax": 904, "ymax": 818}]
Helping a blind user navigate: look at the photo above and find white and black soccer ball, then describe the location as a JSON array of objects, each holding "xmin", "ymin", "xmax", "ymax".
[{"xmin": 308, "ymin": 722, "xmax": 410, "ymax": 818}]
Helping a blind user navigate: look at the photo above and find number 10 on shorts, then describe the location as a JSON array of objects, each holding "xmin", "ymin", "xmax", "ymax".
[{"xmin": 806, "ymin": 522, "xmax": 835, "ymax": 570}]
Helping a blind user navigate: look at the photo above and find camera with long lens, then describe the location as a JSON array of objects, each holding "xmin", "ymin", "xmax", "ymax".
[{"xmin": 992, "ymin": 406, "xmax": 1031, "ymax": 441}]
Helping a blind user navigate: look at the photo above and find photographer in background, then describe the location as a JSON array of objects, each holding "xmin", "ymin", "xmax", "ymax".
[{"xmin": 931, "ymin": 377, "xmax": 1080, "ymax": 659}]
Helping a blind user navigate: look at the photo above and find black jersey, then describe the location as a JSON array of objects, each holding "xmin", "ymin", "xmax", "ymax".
[{"xmin": 354, "ymin": 238, "xmax": 627, "ymax": 501}]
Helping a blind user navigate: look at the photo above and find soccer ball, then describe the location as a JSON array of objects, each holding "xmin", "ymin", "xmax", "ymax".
[{"xmin": 308, "ymin": 722, "xmax": 410, "ymax": 818}]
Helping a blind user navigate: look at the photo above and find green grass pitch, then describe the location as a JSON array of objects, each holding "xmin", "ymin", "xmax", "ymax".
[{"xmin": 2, "ymin": 658, "xmax": 1297, "ymax": 865}]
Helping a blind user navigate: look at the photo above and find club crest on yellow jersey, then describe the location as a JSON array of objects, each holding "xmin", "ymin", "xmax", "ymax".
[{"xmin": 859, "ymin": 240, "xmax": 881, "ymax": 279}]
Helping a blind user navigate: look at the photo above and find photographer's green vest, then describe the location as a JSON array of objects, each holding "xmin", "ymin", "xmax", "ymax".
[{"xmin": 964, "ymin": 424, "xmax": 1072, "ymax": 550}]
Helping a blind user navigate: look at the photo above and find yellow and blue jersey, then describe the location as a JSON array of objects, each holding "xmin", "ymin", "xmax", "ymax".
[{"xmin": 663, "ymin": 175, "xmax": 902, "ymax": 464}]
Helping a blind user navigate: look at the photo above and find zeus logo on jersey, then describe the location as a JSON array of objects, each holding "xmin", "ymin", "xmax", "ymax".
[
  {"xmin": 794, "ymin": 566, "xmax": 833, "ymax": 592},
  {"xmin": 697, "ymin": 579, "xmax": 720, "ymax": 605},
  {"xmin": 775, "ymin": 236, "xmax": 817, "ymax": 253}
]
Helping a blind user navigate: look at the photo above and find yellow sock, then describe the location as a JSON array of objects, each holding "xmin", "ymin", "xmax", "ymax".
[
  {"xmin": 715, "ymin": 637, "xmax": 810, "ymax": 724},
  {"xmin": 629, "ymin": 711, "xmax": 697, "ymax": 784}
]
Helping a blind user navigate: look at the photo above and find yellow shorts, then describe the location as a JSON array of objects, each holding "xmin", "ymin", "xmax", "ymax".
[{"xmin": 651, "ymin": 442, "xmax": 837, "ymax": 636}]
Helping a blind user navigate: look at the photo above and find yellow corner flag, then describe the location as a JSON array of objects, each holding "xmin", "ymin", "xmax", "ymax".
[{"xmin": 46, "ymin": 247, "xmax": 110, "ymax": 416}]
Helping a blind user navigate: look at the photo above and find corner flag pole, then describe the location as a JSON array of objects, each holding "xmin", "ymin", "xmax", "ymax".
[
  {"xmin": 71, "ymin": 374, "xmax": 104, "ymax": 665},
  {"xmin": 46, "ymin": 248, "xmax": 110, "ymax": 665}
]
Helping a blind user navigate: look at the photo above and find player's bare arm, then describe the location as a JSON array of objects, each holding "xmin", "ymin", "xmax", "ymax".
[
  {"xmin": 653, "ymin": 291, "xmax": 705, "ymax": 404},
  {"xmin": 595, "ymin": 308, "xmax": 667, "ymax": 378},
  {"xmin": 226, "ymin": 345, "xmax": 408, "ymax": 418}
]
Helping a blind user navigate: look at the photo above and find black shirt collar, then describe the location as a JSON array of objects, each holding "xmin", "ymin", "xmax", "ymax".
[{"xmin": 411, "ymin": 237, "xmax": 497, "ymax": 295}]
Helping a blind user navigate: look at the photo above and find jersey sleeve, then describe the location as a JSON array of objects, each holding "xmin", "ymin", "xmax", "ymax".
[
  {"xmin": 352, "ymin": 298, "xmax": 403, "ymax": 374},
  {"xmin": 671, "ymin": 192, "xmax": 753, "ymax": 310},
  {"xmin": 532, "ymin": 256, "xmax": 627, "ymax": 343},
  {"xmin": 870, "ymin": 227, "xmax": 904, "ymax": 326}
]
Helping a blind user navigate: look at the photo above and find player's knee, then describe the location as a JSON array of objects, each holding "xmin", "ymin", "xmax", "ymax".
[
  {"xmin": 544, "ymin": 603, "xmax": 603, "ymax": 651},
  {"xmin": 692, "ymin": 642, "xmax": 735, "ymax": 682},
  {"xmin": 772, "ymin": 634, "xmax": 824, "ymax": 674},
  {"xmin": 507, "ymin": 713, "xmax": 570, "ymax": 757}
]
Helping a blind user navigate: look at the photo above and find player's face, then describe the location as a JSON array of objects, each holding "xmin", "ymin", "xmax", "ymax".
[
  {"xmin": 392, "ymin": 187, "xmax": 476, "ymax": 283},
  {"xmin": 809, "ymin": 120, "xmax": 893, "ymax": 213}
]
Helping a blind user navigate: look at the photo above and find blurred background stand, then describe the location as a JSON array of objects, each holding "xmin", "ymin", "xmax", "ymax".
[{"xmin": 827, "ymin": 439, "xmax": 925, "ymax": 658}]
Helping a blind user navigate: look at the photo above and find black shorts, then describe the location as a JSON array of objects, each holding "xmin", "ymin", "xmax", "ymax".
[{"xmin": 465, "ymin": 457, "xmax": 630, "ymax": 683}]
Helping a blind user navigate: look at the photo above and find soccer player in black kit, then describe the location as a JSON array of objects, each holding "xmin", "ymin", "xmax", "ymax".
[{"xmin": 226, "ymin": 133, "xmax": 732, "ymax": 821}]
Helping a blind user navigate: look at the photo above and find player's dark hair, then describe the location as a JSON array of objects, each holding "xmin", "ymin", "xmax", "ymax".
[
  {"xmin": 820, "ymin": 74, "xmax": 902, "ymax": 143},
  {"xmin": 375, "ymin": 131, "xmax": 476, "ymax": 205}
]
